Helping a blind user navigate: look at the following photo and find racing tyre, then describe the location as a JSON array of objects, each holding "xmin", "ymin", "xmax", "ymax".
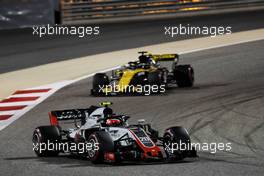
[
  {"xmin": 91, "ymin": 73, "xmax": 109, "ymax": 96},
  {"xmin": 32, "ymin": 126, "xmax": 61, "ymax": 157},
  {"xmin": 87, "ymin": 131, "xmax": 115, "ymax": 164},
  {"xmin": 174, "ymin": 65, "xmax": 194, "ymax": 87},
  {"xmin": 163, "ymin": 126, "xmax": 196, "ymax": 161}
]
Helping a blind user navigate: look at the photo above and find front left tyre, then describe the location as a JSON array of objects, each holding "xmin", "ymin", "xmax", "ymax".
[
  {"xmin": 91, "ymin": 73, "xmax": 109, "ymax": 96},
  {"xmin": 32, "ymin": 126, "xmax": 61, "ymax": 157}
]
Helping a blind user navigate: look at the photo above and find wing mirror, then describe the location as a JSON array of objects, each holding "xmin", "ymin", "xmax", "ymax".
[
  {"xmin": 100, "ymin": 101, "xmax": 113, "ymax": 107},
  {"xmin": 122, "ymin": 115, "xmax": 130, "ymax": 121},
  {"xmin": 138, "ymin": 119, "xmax": 146, "ymax": 125}
]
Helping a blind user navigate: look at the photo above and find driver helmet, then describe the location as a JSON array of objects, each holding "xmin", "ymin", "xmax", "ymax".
[{"xmin": 139, "ymin": 55, "xmax": 151, "ymax": 64}]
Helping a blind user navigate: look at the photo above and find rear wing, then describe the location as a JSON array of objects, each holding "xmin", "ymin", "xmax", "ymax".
[
  {"xmin": 150, "ymin": 54, "xmax": 179, "ymax": 62},
  {"xmin": 49, "ymin": 109, "xmax": 90, "ymax": 126}
]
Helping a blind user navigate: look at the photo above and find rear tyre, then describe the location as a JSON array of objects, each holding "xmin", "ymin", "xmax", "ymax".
[
  {"xmin": 32, "ymin": 126, "xmax": 61, "ymax": 157},
  {"xmin": 163, "ymin": 126, "xmax": 192, "ymax": 161},
  {"xmin": 174, "ymin": 65, "xmax": 194, "ymax": 87},
  {"xmin": 87, "ymin": 131, "xmax": 115, "ymax": 164},
  {"xmin": 91, "ymin": 73, "xmax": 109, "ymax": 96}
]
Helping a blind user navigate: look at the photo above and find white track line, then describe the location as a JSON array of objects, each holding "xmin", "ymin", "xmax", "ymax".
[
  {"xmin": 8, "ymin": 93, "xmax": 51, "ymax": 98},
  {"xmin": 0, "ymin": 111, "xmax": 16, "ymax": 116},
  {"xmin": 0, "ymin": 81, "xmax": 71, "ymax": 131},
  {"xmin": 0, "ymin": 101, "xmax": 35, "ymax": 107}
]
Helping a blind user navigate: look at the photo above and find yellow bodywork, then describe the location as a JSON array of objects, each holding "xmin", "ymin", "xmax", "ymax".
[
  {"xmin": 103, "ymin": 67, "xmax": 156, "ymax": 94},
  {"xmin": 119, "ymin": 68, "xmax": 149, "ymax": 91},
  {"xmin": 101, "ymin": 52, "xmax": 177, "ymax": 94},
  {"xmin": 151, "ymin": 54, "xmax": 177, "ymax": 62}
]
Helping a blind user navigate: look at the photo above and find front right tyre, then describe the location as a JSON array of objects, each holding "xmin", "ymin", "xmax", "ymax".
[
  {"xmin": 91, "ymin": 73, "xmax": 109, "ymax": 96},
  {"xmin": 163, "ymin": 126, "xmax": 196, "ymax": 161}
]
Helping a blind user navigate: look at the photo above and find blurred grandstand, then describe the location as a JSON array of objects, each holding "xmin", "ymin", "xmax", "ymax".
[{"xmin": 0, "ymin": 0, "xmax": 264, "ymax": 28}]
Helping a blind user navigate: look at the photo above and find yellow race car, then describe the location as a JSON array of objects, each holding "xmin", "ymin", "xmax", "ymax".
[{"xmin": 91, "ymin": 51, "xmax": 194, "ymax": 96}]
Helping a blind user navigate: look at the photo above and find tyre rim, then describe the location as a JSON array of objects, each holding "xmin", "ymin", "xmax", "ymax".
[
  {"xmin": 87, "ymin": 138, "xmax": 97, "ymax": 158},
  {"xmin": 164, "ymin": 135, "xmax": 174, "ymax": 155},
  {"xmin": 32, "ymin": 133, "xmax": 40, "ymax": 152},
  {"xmin": 188, "ymin": 68, "xmax": 194, "ymax": 82}
]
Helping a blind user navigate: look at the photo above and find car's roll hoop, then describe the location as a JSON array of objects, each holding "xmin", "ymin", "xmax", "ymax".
[{"xmin": 100, "ymin": 101, "xmax": 113, "ymax": 107}]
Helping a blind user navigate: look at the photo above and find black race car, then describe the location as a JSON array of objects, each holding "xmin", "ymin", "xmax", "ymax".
[{"xmin": 32, "ymin": 102, "xmax": 197, "ymax": 164}]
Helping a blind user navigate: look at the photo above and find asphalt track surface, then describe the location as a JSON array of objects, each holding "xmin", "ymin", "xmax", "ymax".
[
  {"xmin": 0, "ymin": 39, "xmax": 264, "ymax": 176},
  {"xmin": 0, "ymin": 10, "xmax": 264, "ymax": 74}
]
